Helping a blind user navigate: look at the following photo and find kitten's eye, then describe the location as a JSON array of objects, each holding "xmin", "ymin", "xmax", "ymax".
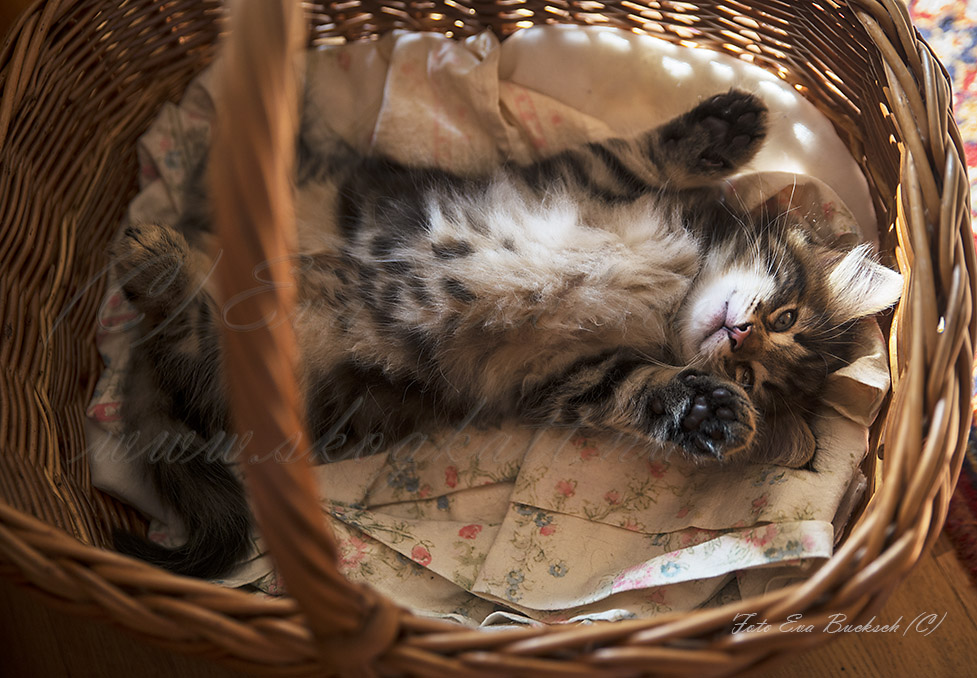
[{"xmin": 770, "ymin": 309, "xmax": 797, "ymax": 332}]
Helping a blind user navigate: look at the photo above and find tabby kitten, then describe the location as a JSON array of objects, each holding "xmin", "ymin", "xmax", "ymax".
[{"xmin": 110, "ymin": 90, "xmax": 902, "ymax": 578}]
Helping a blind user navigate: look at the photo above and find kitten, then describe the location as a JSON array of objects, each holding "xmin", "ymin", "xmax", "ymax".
[{"xmin": 109, "ymin": 90, "xmax": 902, "ymax": 578}]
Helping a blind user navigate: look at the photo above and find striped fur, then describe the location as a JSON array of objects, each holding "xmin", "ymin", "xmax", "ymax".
[{"xmin": 110, "ymin": 90, "xmax": 902, "ymax": 578}]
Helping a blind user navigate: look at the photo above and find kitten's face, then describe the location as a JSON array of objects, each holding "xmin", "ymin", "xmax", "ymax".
[{"xmin": 677, "ymin": 222, "xmax": 902, "ymax": 465}]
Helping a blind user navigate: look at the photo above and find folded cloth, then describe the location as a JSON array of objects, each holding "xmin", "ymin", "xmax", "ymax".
[{"xmin": 87, "ymin": 26, "xmax": 888, "ymax": 625}]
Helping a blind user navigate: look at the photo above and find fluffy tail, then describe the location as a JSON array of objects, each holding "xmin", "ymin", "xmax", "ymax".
[{"xmin": 113, "ymin": 453, "xmax": 252, "ymax": 580}]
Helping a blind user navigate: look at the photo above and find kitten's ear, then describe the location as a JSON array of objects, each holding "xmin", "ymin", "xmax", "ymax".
[
  {"xmin": 758, "ymin": 411, "xmax": 817, "ymax": 469},
  {"xmin": 825, "ymin": 244, "xmax": 903, "ymax": 322}
]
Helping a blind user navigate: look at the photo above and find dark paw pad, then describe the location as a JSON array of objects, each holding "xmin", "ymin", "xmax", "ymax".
[
  {"xmin": 663, "ymin": 90, "xmax": 768, "ymax": 174},
  {"xmin": 674, "ymin": 372, "xmax": 755, "ymax": 460}
]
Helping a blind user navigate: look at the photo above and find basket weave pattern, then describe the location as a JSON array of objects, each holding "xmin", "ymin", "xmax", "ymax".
[{"xmin": 0, "ymin": 0, "xmax": 973, "ymax": 676}]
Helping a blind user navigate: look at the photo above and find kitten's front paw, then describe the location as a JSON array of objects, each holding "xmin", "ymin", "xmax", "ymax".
[
  {"xmin": 655, "ymin": 371, "xmax": 757, "ymax": 461},
  {"xmin": 660, "ymin": 90, "xmax": 768, "ymax": 178},
  {"xmin": 112, "ymin": 222, "xmax": 193, "ymax": 317}
]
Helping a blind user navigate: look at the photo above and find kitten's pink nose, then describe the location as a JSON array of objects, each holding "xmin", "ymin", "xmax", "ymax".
[{"xmin": 726, "ymin": 323, "xmax": 752, "ymax": 351}]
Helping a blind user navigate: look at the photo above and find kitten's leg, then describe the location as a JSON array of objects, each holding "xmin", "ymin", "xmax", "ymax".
[
  {"xmin": 521, "ymin": 90, "xmax": 768, "ymax": 197},
  {"xmin": 111, "ymin": 222, "xmax": 251, "ymax": 579},
  {"xmin": 528, "ymin": 350, "xmax": 757, "ymax": 461},
  {"xmin": 112, "ymin": 222, "xmax": 227, "ymax": 439},
  {"xmin": 113, "ymin": 222, "xmax": 211, "ymax": 324},
  {"xmin": 648, "ymin": 89, "xmax": 769, "ymax": 187}
]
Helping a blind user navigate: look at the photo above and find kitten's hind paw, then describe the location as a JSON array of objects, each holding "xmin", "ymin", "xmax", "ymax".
[
  {"xmin": 659, "ymin": 90, "xmax": 768, "ymax": 182},
  {"xmin": 112, "ymin": 222, "xmax": 195, "ymax": 319},
  {"xmin": 659, "ymin": 371, "xmax": 757, "ymax": 461}
]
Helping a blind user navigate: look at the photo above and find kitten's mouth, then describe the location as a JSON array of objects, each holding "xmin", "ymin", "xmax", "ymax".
[{"xmin": 697, "ymin": 302, "xmax": 730, "ymax": 356}]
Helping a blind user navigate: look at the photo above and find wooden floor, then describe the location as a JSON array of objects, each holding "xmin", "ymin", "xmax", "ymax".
[{"xmin": 1, "ymin": 531, "xmax": 975, "ymax": 677}]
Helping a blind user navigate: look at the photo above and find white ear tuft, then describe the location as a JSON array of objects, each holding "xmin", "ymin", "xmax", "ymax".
[{"xmin": 827, "ymin": 244, "xmax": 903, "ymax": 322}]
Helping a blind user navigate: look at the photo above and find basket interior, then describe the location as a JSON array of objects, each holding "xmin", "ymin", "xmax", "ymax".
[{"xmin": 1, "ymin": 0, "xmax": 906, "ymax": 547}]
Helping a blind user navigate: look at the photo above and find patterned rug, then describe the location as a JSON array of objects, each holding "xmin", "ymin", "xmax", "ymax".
[{"xmin": 908, "ymin": 0, "xmax": 977, "ymax": 584}]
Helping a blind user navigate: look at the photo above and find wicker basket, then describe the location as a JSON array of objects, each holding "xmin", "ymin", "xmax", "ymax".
[{"xmin": 0, "ymin": 0, "xmax": 973, "ymax": 676}]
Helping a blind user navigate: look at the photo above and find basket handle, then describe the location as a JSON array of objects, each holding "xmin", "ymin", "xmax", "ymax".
[{"xmin": 208, "ymin": 1, "xmax": 400, "ymax": 674}]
